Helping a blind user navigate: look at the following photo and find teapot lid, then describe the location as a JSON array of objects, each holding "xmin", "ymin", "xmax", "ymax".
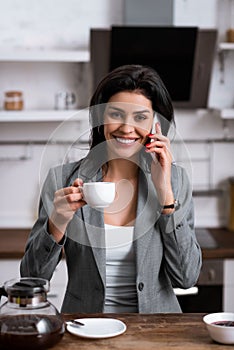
[
  {"xmin": 2, "ymin": 278, "xmax": 49, "ymax": 306},
  {"xmin": 5, "ymin": 278, "xmax": 49, "ymax": 298}
]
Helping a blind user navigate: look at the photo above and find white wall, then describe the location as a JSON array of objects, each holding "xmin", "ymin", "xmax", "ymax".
[
  {"xmin": 0, "ymin": 0, "xmax": 234, "ymax": 228},
  {"xmin": 0, "ymin": 0, "xmax": 124, "ymax": 50},
  {"xmin": 0, "ymin": 0, "xmax": 124, "ymax": 109}
]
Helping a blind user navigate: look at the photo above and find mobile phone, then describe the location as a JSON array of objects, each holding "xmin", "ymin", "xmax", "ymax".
[{"xmin": 144, "ymin": 113, "xmax": 157, "ymax": 145}]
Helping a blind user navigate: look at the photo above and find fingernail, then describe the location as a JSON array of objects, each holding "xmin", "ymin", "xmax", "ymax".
[
  {"xmin": 145, "ymin": 143, "xmax": 151, "ymax": 147},
  {"xmin": 148, "ymin": 133, "xmax": 154, "ymax": 138}
]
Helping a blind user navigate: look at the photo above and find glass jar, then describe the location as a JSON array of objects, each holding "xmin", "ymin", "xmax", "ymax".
[
  {"xmin": 55, "ymin": 91, "xmax": 76, "ymax": 110},
  {"xmin": 0, "ymin": 277, "xmax": 64, "ymax": 349},
  {"xmin": 4, "ymin": 91, "xmax": 24, "ymax": 110}
]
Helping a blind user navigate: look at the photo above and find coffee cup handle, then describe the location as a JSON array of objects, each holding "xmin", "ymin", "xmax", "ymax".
[{"xmin": 78, "ymin": 185, "xmax": 85, "ymax": 201}]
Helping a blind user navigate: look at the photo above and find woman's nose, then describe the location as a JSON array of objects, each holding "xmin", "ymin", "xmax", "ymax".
[{"xmin": 119, "ymin": 122, "xmax": 135, "ymax": 133}]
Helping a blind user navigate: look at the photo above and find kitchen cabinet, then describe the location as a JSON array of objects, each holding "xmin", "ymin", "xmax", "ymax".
[{"xmin": 224, "ymin": 259, "xmax": 234, "ymax": 312}]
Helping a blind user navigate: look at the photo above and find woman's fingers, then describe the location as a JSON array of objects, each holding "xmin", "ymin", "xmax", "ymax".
[
  {"xmin": 54, "ymin": 178, "xmax": 85, "ymax": 209},
  {"xmin": 50, "ymin": 179, "xmax": 85, "ymax": 235},
  {"xmin": 155, "ymin": 121, "xmax": 161, "ymax": 135},
  {"xmin": 56, "ymin": 178, "xmax": 83, "ymax": 197},
  {"xmin": 145, "ymin": 140, "xmax": 171, "ymax": 156},
  {"xmin": 72, "ymin": 178, "xmax": 83, "ymax": 187}
]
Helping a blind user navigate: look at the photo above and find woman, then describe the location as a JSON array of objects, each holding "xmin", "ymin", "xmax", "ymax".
[{"xmin": 20, "ymin": 64, "xmax": 202, "ymax": 313}]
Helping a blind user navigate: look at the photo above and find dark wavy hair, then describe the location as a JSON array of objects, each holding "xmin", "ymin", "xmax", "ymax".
[
  {"xmin": 89, "ymin": 64, "xmax": 175, "ymax": 149},
  {"xmin": 65, "ymin": 65, "xmax": 175, "ymax": 184}
]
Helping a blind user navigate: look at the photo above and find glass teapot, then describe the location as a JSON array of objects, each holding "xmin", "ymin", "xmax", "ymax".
[{"xmin": 0, "ymin": 277, "xmax": 64, "ymax": 349}]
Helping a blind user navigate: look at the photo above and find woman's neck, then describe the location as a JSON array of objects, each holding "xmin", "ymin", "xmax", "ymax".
[
  {"xmin": 103, "ymin": 159, "xmax": 139, "ymax": 181},
  {"xmin": 103, "ymin": 158, "xmax": 139, "ymax": 226}
]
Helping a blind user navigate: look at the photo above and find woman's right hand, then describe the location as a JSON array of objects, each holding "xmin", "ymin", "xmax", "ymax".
[{"xmin": 48, "ymin": 178, "xmax": 86, "ymax": 241}]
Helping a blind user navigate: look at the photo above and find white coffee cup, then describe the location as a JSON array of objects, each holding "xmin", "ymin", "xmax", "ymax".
[{"xmin": 81, "ymin": 182, "xmax": 116, "ymax": 208}]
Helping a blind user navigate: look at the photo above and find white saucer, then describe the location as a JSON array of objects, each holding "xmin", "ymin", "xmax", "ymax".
[{"xmin": 66, "ymin": 317, "xmax": 127, "ymax": 339}]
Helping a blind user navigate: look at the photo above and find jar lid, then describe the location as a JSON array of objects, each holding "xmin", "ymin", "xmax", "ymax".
[{"xmin": 5, "ymin": 91, "xmax": 23, "ymax": 97}]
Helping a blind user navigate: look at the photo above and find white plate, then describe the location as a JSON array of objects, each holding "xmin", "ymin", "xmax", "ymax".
[{"xmin": 66, "ymin": 318, "xmax": 127, "ymax": 339}]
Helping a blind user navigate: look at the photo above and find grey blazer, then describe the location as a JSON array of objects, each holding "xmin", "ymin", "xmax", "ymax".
[{"xmin": 20, "ymin": 157, "xmax": 202, "ymax": 313}]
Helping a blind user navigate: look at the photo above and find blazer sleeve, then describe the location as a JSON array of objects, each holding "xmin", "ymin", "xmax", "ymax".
[
  {"xmin": 20, "ymin": 167, "xmax": 65, "ymax": 281},
  {"xmin": 157, "ymin": 165, "xmax": 202, "ymax": 289}
]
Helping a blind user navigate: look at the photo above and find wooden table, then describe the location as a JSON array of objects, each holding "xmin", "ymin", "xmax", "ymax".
[{"xmin": 51, "ymin": 313, "xmax": 232, "ymax": 349}]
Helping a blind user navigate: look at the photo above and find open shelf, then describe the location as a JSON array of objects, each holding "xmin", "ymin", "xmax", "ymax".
[
  {"xmin": 218, "ymin": 108, "xmax": 234, "ymax": 119},
  {"xmin": 218, "ymin": 42, "xmax": 234, "ymax": 51},
  {"xmin": 218, "ymin": 42, "xmax": 234, "ymax": 83},
  {"xmin": 0, "ymin": 109, "xmax": 89, "ymax": 122},
  {"xmin": 0, "ymin": 49, "xmax": 90, "ymax": 62}
]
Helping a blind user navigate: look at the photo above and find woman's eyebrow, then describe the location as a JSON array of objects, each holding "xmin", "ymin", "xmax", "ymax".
[
  {"xmin": 107, "ymin": 106, "xmax": 125, "ymax": 113},
  {"xmin": 107, "ymin": 106, "xmax": 151, "ymax": 114},
  {"xmin": 132, "ymin": 109, "xmax": 151, "ymax": 115}
]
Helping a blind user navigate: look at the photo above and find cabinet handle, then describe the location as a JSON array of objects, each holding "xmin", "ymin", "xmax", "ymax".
[
  {"xmin": 208, "ymin": 269, "xmax": 216, "ymax": 282},
  {"xmin": 0, "ymin": 144, "xmax": 32, "ymax": 161}
]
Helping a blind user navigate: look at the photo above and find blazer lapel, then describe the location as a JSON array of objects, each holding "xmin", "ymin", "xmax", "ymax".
[{"xmin": 78, "ymin": 163, "xmax": 106, "ymax": 287}]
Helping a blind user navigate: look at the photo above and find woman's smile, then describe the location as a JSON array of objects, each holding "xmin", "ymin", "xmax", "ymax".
[
  {"xmin": 104, "ymin": 91, "xmax": 154, "ymax": 157},
  {"xmin": 114, "ymin": 137, "xmax": 139, "ymax": 145}
]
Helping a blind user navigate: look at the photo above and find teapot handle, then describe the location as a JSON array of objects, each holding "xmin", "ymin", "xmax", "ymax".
[{"xmin": 0, "ymin": 286, "xmax": 7, "ymax": 300}]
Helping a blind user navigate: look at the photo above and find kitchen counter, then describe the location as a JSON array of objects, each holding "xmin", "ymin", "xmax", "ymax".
[
  {"xmin": 52, "ymin": 313, "xmax": 231, "ymax": 349},
  {"xmin": 0, "ymin": 227, "xmax": 234, "ymax": 260},
  {"xmin": 199, "ymin": 228, "xmax": 234, "ymax": 259},
  {"xmin": 0, "ymin": 229, "xmax": 29, "ymax": 259}
]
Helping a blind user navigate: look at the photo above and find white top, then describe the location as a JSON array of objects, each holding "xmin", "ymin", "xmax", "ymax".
[{"xmin": 104, "ymin": 224, "xmax": 138, "ymax": 313}]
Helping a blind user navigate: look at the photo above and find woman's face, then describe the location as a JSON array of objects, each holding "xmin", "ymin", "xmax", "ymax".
[{"xmin": 103, "ymin": 91, "xmax": 154, "ymax": 158}]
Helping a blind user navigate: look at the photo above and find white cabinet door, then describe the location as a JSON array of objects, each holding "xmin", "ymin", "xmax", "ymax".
[{"xmin": 224, "ymin": 259, "xmax": 234, "ymax": 312}]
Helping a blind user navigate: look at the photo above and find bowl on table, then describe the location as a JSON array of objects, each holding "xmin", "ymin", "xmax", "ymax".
[{"xmin": 203, "ymin": 312, "xmax": 234, "ymax": 344}]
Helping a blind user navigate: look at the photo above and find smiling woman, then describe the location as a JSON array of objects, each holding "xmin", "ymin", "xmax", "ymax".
[{"xmin": 20, "ymin": 64, "xmax": 202, "ymax": 314}]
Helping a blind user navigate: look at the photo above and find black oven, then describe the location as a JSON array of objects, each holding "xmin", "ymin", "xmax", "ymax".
[
  {"xmin": 176, "ymin": 259, "xmax": 223, "ymax": 313},
  {"xmin": 175, "ymin": 228, "xmax": 223, "ymax": 313}
]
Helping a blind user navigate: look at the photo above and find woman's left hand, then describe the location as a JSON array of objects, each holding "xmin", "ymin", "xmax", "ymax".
[{"xmin": 145, "ymin": 122, "xmax": 175, "ymax": 206}]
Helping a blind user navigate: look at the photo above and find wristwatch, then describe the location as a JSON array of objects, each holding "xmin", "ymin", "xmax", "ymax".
[{"xmin": 163, "ymin": 200, "xmax": 179, "ymax": 209}]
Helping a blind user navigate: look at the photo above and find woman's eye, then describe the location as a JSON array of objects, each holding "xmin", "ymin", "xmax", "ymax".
[
  {"xmin": 109, "ymin": 112, "xmax": 123, "ymax": 119},
  {"xmin": 135, "ymin": 114, "xmax": 147, "ymax": 122}
]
